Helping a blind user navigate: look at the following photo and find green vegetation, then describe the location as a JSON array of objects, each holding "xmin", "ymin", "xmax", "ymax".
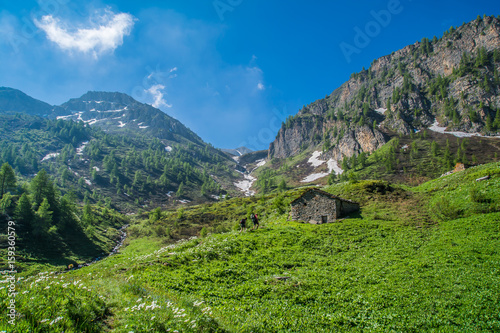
[
  {"xmin": 2, "ymin": 162, "xmax": 499, "ymax": 331},
  {"xmin": 0, "ymin": 164, "xmax": 128, "ymax": 270},
  {"xmin": 0, "ymin": 114, "xmax": 237, "ymax": 211},
  {"xmin": 335, "ymin": 131, "xmax": 500, "ymax": 186}
]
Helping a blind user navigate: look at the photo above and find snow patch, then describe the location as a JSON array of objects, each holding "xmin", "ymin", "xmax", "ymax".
[
  {"xmin": 301, "ymin": 172, "xmax": 330, "ymax": 183},
  {"xmin": 97, "ymin": 109, "xmax": 125, "ymax": 113},
  {"xmin": 76, "ymin": 141, "xmax": 89, "ymax": 155},
  {"xmin": 84, "ymin": 178, "xmax": 92, "ymax": 186},
  {"xmin": 139, "ymin": 125, "xmax": 149, "ymax": 129},
  {"xmin": 234, "ymin": 173, "xmax": 256, "ymax": 197},
  {"xmin": 429, "ymin": 119, "xmax": 500, "ymax": 138},
  {"xmin": 56, "ymin": 115, "xmax": 72, "ymax": 120},
  {"xmin": 301, "ymin": 159, "xmax": 343, "ymax": 183},
  {"xmin": 233, "ymin": 159, "xmax": 266, "ymax": 197},
  {"xmin": 328, "ymin": 159, "xmax": 343, "ymax": 175},
  {"xmin": 256, "ymin": 159, "xmax": 266, "ymax": 167},
  {"xmin": 93, "ymin": 166, "xmax": 100, "ymax": 171},
  {"xmin": 41, "ymin": 153, "xmax": 59, "ymax": 161},
  {"xmin": 118, "ymin": 121, "xmax": 126, "ymax": 128},
  {"xmin": 307, "ymin": 151, "xmax": 325, "ymax": 167},
  {"xmin": 375, "ymin": 108, "xmax": 387, "ymax": 114},
  {"xmin": 165, "ymin": 146, "xmax": 172, "ymax": 152}
]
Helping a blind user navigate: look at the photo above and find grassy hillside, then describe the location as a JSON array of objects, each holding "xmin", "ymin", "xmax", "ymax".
[{"xmin": 1, "ymin": 162, "xmax": 499, "ymax": 332}]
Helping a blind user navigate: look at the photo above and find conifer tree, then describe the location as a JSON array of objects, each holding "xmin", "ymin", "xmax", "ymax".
[
  {"xmin": 30, "ymin": 169, "xmax": 57, "ymax": 208},
  {"xmin": 34, "ymin": 198, "xmax": 52, "ymax": 236},
  {"xmin": 176, "ymin": 182, "xmax": 184, "ymax": 197},
  {"xmin": 277, "ymin": 179, "xmax": 287, "ymax": 192},
  {"xmin": 15, "ymin": 193, "xmax": 34, "ymax": 231},
  {"xmin": 0, "ymin": 193, "xmax": 14, "ymax": 214},
  {"xmin": 82, "ymin": 203, "xmax": 93, "ymax": 226},
  {"xmin": 0, "ymin": 163, "xmax": 16, "ymax": 197}
]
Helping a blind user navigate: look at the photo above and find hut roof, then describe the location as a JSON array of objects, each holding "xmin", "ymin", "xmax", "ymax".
[{"xmin": 290, "ymin": 188, "xmax": 359, "ymax": 205}]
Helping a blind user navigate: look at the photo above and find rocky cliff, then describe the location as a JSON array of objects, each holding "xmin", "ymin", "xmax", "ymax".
[{"xmin": 270, "ymin": 15, "xmax": 500, "ymax": 160}]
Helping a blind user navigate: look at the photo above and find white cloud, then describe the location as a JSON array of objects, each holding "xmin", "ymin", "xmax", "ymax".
[
  {"xmin": 257, "ymin": 82, "xmax": 265, "ymax": 90},
  {"xmin": 147, "ymin": 84, "xmax": 172, "ymax": 109},
  {"xmin": 34, "ymin": 9, "xmax": 135, "ymax": 58}
]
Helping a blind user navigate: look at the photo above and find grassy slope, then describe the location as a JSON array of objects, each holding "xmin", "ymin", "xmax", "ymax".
[
  {"xmin": 0, "ymin": 206, "xmax": 129, "ymax": 276},
  {"xmin": 1, "ymin": 162, "xmax": 499, "ymax": 332}
]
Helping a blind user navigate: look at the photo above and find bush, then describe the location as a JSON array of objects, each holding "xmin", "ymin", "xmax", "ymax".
[
  {"xmin": 154, "ymin": 225, "xmax": 170, "ymax": 238},
  {"xmin": 470, "ymin": 186, "xmax": 488, "ymax": 203},
  {"xmin": 200, "ymin": 226, "xmax": 208, "ymax": 238},
  {"xmin": 432, "ymin": 197, "xmax": 463, "ymax": 221}
]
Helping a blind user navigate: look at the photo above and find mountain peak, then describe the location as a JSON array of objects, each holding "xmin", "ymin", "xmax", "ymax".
[
  {"xmin": 0, "ymin": 86, "xmax": 53, "ymax": 116},
  {"xmin": 77, "ymin": 91, "xmax": 137, "ymax": 105}
]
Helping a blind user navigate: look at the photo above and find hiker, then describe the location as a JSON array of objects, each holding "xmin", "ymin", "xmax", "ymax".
[
  {"xmin": 239, "ymin": 217, "xmax": 247, "ymax": 232},
  {"xmin": 251, "ymin": 213, "xmax": 259, "ymax": 230}
]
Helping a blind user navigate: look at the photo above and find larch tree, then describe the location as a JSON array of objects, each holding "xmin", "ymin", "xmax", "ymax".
[
  {"xmin": 0, "ymin": 162, "xmax": 17, "ymax": 196},
  {"xmin": 34, "ymin": 198, "xmax": 53, "ymax": 236},
  {"xmin": 15, "ymin": 193, "xmax": 34, "ymax": 231}
]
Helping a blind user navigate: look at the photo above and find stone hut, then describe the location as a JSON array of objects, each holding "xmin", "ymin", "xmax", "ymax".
[{"xmin": 290, "ymin": 188, "xmax": 360, "ymax": 224}]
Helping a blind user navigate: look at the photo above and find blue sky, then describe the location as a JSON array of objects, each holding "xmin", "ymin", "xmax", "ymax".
[{"xmin": 0, "ymin": 0, "xmax": 499, "ymax": 150}]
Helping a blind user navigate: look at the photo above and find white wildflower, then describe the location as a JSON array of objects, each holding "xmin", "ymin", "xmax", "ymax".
[{"xmin": 49, "ymin": 316, "xmax": 63, "ymax": 325}]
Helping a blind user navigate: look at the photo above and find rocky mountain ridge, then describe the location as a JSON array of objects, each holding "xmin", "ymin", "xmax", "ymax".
[
  {"xmin": 269, "ymin": 15, "xmax": 500, "ymax": 161},
  {"xmin": 58, "ymin": 91, "xmax": 204, "ymax": 145},
  {"xmin": 0, "ymin": 88, "xmax": 206, "ymax": 147}
]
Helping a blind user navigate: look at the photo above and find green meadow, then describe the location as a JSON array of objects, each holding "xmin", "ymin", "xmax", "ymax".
[{"xmin": 1, "ymin": 162, "xmax": 499, "ymax": 332}]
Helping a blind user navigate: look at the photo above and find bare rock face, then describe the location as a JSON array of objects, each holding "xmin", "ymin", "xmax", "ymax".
[
  {"xmin": 269, "ymin": 116, "xmax": 321, "ymax": 159},
  {"xmin": 269, "ymin": 16, "xmax": 500, "ymax": 161},
  {"xmin": 329, "ymin": 126, "xmax": 386, "ymax": 161}
]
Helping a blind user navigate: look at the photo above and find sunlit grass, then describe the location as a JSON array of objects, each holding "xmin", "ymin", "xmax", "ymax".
[{"xmin": 1, "ymin": 162, "xmax": 499, "ymax": 332}]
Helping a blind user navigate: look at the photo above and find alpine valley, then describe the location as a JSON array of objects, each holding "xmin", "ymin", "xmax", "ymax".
[{"xmin": 1, "ymin": 15, "xmax": 500, "ymax": 333}]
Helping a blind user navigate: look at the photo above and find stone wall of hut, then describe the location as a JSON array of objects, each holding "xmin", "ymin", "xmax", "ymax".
[{"xmin": 291, "ymin": 191, "xmax": 337, "ymax": 224}]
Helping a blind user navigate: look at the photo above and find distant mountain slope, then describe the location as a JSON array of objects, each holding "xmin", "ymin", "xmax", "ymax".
[
  {"xmin": 269, "ymin": 15, "xmax": 500, "ymax": 161},
  {"xmin": 0, "ymin": 113, "xmax": 244, "ymax": 211},
  {"xmin": 221, "ymin": 147, "xmax": 253, "ymax": 156},
  {"xmin": 0, "ymin": 88, "xmax": 250, "ymax": 209},
  {"xmin": 0, "ymin": 87, "xmax": 53, "ymax": 116},
  {"xmin": 58, "ymin": 91, "xmax": 204, "ymax": 145}
]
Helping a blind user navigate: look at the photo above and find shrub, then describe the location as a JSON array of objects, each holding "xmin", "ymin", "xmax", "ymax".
[
  {"xmin": 432, "ymin": 197, "xmax": 463, "ymax": 221},
  {"xmin": 470, "ymin": 186, "xmax": 488, "ymax": 203}
]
